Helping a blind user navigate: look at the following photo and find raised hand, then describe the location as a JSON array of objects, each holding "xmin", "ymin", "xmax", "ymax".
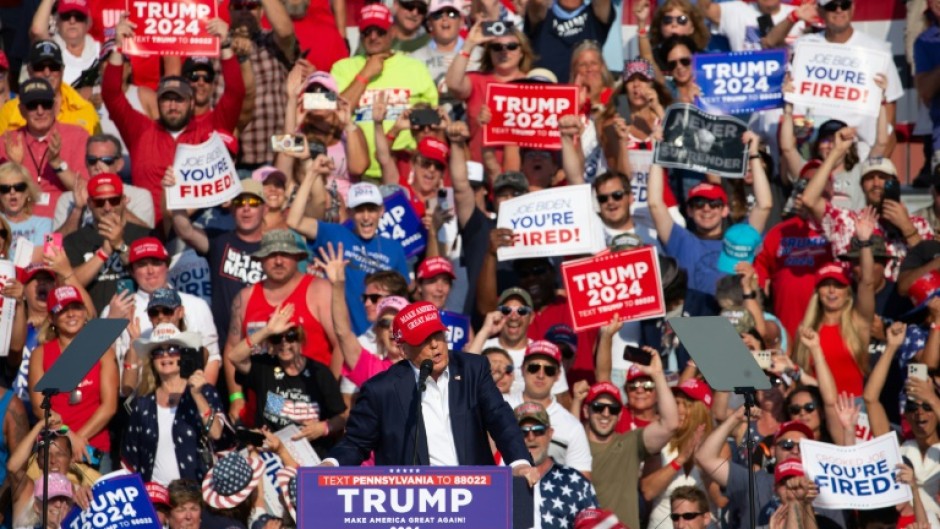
[{"xmin": 314, "ymin": 242, "xmax": 348, "ymax": 284}]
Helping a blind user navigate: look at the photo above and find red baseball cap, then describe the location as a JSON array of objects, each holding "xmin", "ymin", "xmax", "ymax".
[
  {"xmin": 417, "ymin": 137, "xmax": 449, "ymax": 166},
  {"xmin": 21, "ymin": 262, "xmax": 54, "ymax": 284},
  {"xmin": 47, "ymin": 285, "xmax": 83, "ymax": 315},
  {"xmin": 774, "ymin": 420, "xmax": 814, "ymax": 443},
  {"xmin": 774, "ymin": 457, "xmax": 805, "ymax": 485},
  {"xmin": 417, "ymin": 257, "xmax": 455, "ymax": 281},
  {"xmin": 586, "ymin": 382, "xmax": 622, "ymax": 405},
  {"xmin": 908, "ymin": 270, "xmax": 940, "ymax": 308},
  {"xmin": 393, "ymin": 301, "xmax": 447, "ymax": 346},
  {"xmin": 359, "ymin": 4, "xmax": 392, "ymax": 32},
  {"xmin": 57, "ymin": 0, "xmax": 90, "ymax": 17},
  {"xmin": 87, "ymin": 173, "xmax": 123, "ymax": 199},
  {"xmin": 672, "ymin": 378, "xmax": 713, "ymax": 408},
  {"xmin": 145, "ymin": 482, "xmax": 170, "ymax": 508},
  {"xmin": 626, "ymin": 365, "xmax": 649, "ymax": 382},
  {"xmin": 129, "ymin": 237, "xmax": 169, "ymax": 265},
  {"xmin": 815, "ymin": 262, "xmax": 850, "ymax": 288},
  {"xmin": 524, "ymin": 340, "xmax": 562, "ymax": 364},
  {"xmin": 687, "ymin": 182, "xmax": 727, "ymax": 204},
  {"xmin": 0, "ymin": 50, "xmax": 9, "ymax": 71}
]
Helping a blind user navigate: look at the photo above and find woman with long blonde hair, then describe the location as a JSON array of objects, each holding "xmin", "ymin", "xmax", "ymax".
[
  {"xmin": 0, "ymin": 162, "xmax": 52, "ymax": 255},
  {"xmin": 794, "ymin": 208, "xmax": 876, "ymax": 396}
]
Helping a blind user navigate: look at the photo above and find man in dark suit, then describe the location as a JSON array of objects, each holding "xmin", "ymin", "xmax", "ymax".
[{"xmin": 324, "ymin": 301, "xmax": 539, "ymax": 483}]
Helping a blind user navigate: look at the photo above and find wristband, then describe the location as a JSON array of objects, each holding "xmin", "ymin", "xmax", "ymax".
[
  {"xmin": 245, "ymin": 333, "xmax": 253, "ymax": 348},
  {"xmin": 742, "ymin": 291, "xmax": 757, "ymax": 300},
  {"xmin": 229, "ymin": 392, "xmax": 245, "ymax": 403},
  {"xmin": 638, "ymin": 25, "xmax": 648, "ymax": 36},
  {"xmin": 788, "ymin": 10, "xmax": 799, "ymax": 23},
  {"xmin": 749, "ymin": 154, "xmax": 761, "ymax": 160},
  {"xmin": 355, "ymin": 74, "xmax": 370, "ymax": 85},
  {"xmin": 386, "ymin": 131, "xmax": 398, "ymax": 142},
  {"xmin": 931, "ymin": 323, "xmax": 940, "ymax": 331},
  {"xmin": 123, "ymin": 362, "xmax": 139, "ymax": 371},
  {"xmin": 670, "ymin": 459, "xmax": 682, "ymax": 471},
  {"xmin": 459, "ymin": 50, "xmax": 471, "ymax": 59},
  {"xmin": 95, "ymin": 249, "xmax": 109, "ymax": 262}
]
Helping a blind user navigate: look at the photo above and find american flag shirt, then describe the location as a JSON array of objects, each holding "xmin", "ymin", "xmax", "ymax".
[{"xmin": 535, "ymin": 462, "xmax": 598, "ymax": 529}]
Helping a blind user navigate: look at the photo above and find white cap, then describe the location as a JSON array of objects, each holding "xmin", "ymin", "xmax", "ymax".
[
  {"xmin": 467, "ymin": 161, "xmax": 484, "ymax": 185},
  {"xmin": 347, "ymin": 183, "xmax": 384, "ymax": 209}
]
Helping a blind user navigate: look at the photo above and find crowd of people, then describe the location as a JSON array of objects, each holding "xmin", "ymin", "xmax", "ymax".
[{"xmin": 0, "ymin": 0, "xmax": 936, "ymax": 528}]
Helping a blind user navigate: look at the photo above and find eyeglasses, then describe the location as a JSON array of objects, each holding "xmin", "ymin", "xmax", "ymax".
[
  {"xmin": 670, "ymin": 513, "xmax": 705, "ymax": 522},
  {"xmin": 590, "ymin": 401, "xmax": 623, "ymax": 415},
  {"xmin": 517, "ymin": 265, "xmax": 549, "ymax": 278},
  {"xmin": 627, "ymin": 380, "xmax": 655, "ymax": 392},
  {"xmin": 489, "ymin": 42, "xmax": 521, "ymax": 53},
  {"xmin": 25, "ymin": 100, "xmax": 53, "ymax": 111},
  {"xmin": 525, "ymin": 363, "xmax": 558, "ymax": 377},
  {"xmin": 92, "ymin": 196, "xmax": 122, "ymax": 208},
  {"xmin": 905, "ymin": 401, "xmax": 933, "ymax": 413},
  {"xmin": 418, "ymin": 158, "xmax": 445, "ymax": 171},
  {"xmin": 376, "ymin": 317, "xmax": 395, "ymax": 329},
  {"xmin": 32, "ymin": 62, "xmax": 62, "ymax": 73},
  {"xmin": 268, "ymin": 329, "xmax": 300, "ymax": 345},
  {"xmin": 362, "ymin": 293, "xmax": 385, "ymax": 304},
  {"xmin": 788, "ymin": 402, "xmax": 817, "ymax": 415},
  {"xmin": 666, "ymin": 57, "xmax": 692, "ymax": 70},
  {"xmin": 232, "ymin": 196, "xmax": 263, "ymax": 208},
  {"xmin": 498, "ymin": 305, "xmax": 532, "ymax": 317},
  {"xmin": 822, "ymin": 0, "xmax": 852, "ymax": 12},
  {"xmin": 689, "ymin": 197, "xmax": 724, "ymax": 210},
  {"xmin": 0, "ymin": 183, "xmax": 28, "ymax": 194},
  {"xmin": 662, "ymin": 14, "xmax": 690, "ymax": 25},
  {"xmin": 147, "ymin": 306, "xmax": 176, "ymax": 318},
  {"xmin": 521, "ymin": 424, "xmax": 548, "ymax": 436},
  {"xmin": 776, "ymin": 439, "xmax": 801, "ymax": 451},
  {"xmin": 428, "ymin": 9, "xmax": 459, "ymax": 21},
  {"xmin": 60, "ymin": 11, "xmax": 88, "ymax": 22},
  {"xmin": 152, "ymin": 346, "xmax": 183, "ymax": 358},
  {"xmin": 188, "ymin": 72, "xmax": 214, "ymax": 84},
  {"xmin": 398, "ymin": 0, "xmax": 428, "ymax": 13},
  {"xmin": 596, "ymin": 190, "xmax": 626, "ymax": 204},
  {"xmin": 86, "ymin": 155, "xmax": 118, "ymax": 166}
]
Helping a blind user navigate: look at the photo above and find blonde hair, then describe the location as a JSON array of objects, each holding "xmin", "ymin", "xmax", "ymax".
[
  {"xmin": 478, "ymin": 28, "xmax": 537, "ymax": 74},
  {"xmin": 794, "ymin": 292, "xmax": 869, "ymax": 376},
  {"xmin": 0, "ymin": 161, "xmax": 41, "ymax": 213},
  {"xmin": 568, "ymin": 41, "xmax": 615, "ymax": 88},
  {"xmin": 668, "ymin": 397, "xmax": 713, "ymax": 454}
]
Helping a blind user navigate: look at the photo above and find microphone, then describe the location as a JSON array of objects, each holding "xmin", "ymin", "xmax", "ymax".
[{"xmin": 418, "ymin": 359, "xmax": 433, "ymax": 392}]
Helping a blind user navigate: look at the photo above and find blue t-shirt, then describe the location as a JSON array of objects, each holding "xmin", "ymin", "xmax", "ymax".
[
  {"xmin": 525, "ymin": 2, "xmax": 614, "ymax": 83},
  {"xmin": 914, "ymin": 23, "xmax": 940, "ymax": 147},
  {"xmin": 310, "ymin": 223, "xmax": 409, "ymax": 334},
  {"xmin": 664, "ymin": 223, "xmax": 724, "ymax": 296},
  {"xmin": 5, "ymin": 214, "xmax": 52, "ymax": 256}
]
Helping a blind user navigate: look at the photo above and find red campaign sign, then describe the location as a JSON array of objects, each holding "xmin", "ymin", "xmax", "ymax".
[
  {"xmin": 561, "ymin": 246, "xmax": 666, "ymax": 331},
  {"xmin": 483, "ymin": 83, "xmax": 579, "ymax": 150},
  {"xmin": 124, "ymin": 0, "xmax": 219, "ymax": 57}
]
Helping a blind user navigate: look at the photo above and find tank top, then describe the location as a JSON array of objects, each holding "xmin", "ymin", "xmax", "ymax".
[
  {"xmin": 41, "ymin": 339, "xmax": 109, "ymax": 451},
  {"xmin": 818, "ymin": 323, "xmax": 864, "ymax": 396},
  {"xmin": 241, "ymin": 274, "xmax": 333, "ymax": 367}
]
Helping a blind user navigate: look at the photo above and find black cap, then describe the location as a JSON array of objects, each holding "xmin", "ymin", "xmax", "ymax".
[
  {"xmin": 28, "ymin": 40, "xmax": 63, "ymax": 68},
  {"xmin": 182, "ymin": 57, "xmax": 213, "ymax": 77},
  {"xmin": 19, "ymin": 78, "xmax": 55, "ymax": 105}
]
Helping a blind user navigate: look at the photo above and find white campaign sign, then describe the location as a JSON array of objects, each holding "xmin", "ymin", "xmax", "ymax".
[
  {"xmin": 785, "ymin": 41, "xmax": 891, "ymax": 118},
  {"xmin": 0, "ymin": 261, "xmax": 16, "ymax": 357},
  {"xmin": 167, "ymin": 133, "xmax": 243, "ymax": 210},
  {"xmin": 801, "ymin": 433, "xmax": 910, "ymax": 510},
  {"xmin": 496, "ymin": 184, "xmax": 606, "ymax": 260}
]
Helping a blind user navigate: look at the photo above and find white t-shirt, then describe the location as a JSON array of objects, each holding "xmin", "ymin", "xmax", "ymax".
[
  {"xmin": 152, "ymin": 404, "xmax": 181, "ymax": 486},
  {"xmin": 53, "ymin": 34, "xmax": 100, "ymax": 86},
  {"xmin": 717, "ymin": 1, "xmax": 803, "ymax": 52},
  {"xmin": 503, "ymin": 391, "xmax": 592, "ymax": 473},
  {"xmin": 482, "ymin": 337, "xmax": 569, "ymax": 396},
  {"xmin": 900, "ymin": 440, "xmax": 940, "ymax": 529}
]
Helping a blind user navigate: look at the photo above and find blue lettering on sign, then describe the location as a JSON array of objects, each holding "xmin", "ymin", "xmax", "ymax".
[{"xmin": 694, "ymin": 49, "xmax": 787, "ymax": 115}]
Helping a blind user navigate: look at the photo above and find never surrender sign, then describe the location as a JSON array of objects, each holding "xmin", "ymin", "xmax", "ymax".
[
  {"xmin": 694, "ymin": 49, "xmax": 785, "ymax": 115},
  {"xmin": 168, "ymin": 133, "xmax": 242, "ymax": 210},
  {"xmin": 786, "ymin": 41, "xmax": 891, "ymax": 118},
  {"xmin": 483, "ymin": 83, "xmax": 578, "ymax": 150},
  {"xmin": 801, "ymin": 433, "xmax": 911, "ymax": 510},
  {"xmin": 561, "ymin": 246, "xmax": 665, "ymax": 331},
  {"xmin": 298, "ymin": 467, "xmax": 512, "ymax": 529},
  {"xmin": 125, "ymin": 0, "xmax": 219, "ymax": 57},
  {"xmin": 653, "ymin": 104, "xmax": 748, "ymax": 178}
]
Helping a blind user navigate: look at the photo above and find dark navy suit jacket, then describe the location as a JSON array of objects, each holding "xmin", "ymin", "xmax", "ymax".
[{"xmin": 328, "ymin": 351, "xmax": 532, "ymax": 466}]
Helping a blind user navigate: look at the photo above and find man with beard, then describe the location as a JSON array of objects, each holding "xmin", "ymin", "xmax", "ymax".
[
  {"xmin": 228, "ymin": 0, "xmax": 296, "ymax": 168},
  {"xmin": 103, "ymin": 16, "xmax": 244, "ymax": 221},
  {"xmin": 332, "ymin": 3, "xmax": 437, "ymax": 180}
]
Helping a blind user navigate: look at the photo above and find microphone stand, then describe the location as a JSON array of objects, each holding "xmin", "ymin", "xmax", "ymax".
[
  {"xmin": 735, "ymin": 387, "xmax": 758, "ymax": 529},
  {"xmin": 39, "ymin": 388, "xmax": 59, "ymax": 529}
]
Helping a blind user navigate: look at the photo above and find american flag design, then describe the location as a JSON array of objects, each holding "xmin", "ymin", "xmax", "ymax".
[
  {"xmin": 202, "ymin": 452, "xmax": 263, "ymax": 510},
  {"xmin": 264, "ymin": 393, "xmax": 320, "ymax": 423}
]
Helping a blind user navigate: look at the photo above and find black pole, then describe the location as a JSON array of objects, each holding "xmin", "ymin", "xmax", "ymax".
[
  {"xmin": 736, "ymin": 387, "xmax": 757, "ymax": 529},
  {"xmin": 39, "ymin": 390, "xmax": 57, "ymax": 529}
]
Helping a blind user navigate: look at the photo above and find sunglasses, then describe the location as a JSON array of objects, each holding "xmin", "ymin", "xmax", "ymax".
[
  {"xmin": 596, "ymin": 190, "xmax": 627, "ymax": 204},
  {"xmin": 32, "ymin": 62, "xmax": 63, "ymax": 72},
  {"xmin": 86, "ymin": 155, "xmax": 118, "ymax": 166},
  {"xmin": 418, "ymin": 158, "xmax": 445, "ymax": 171},
  {"xmin": 489, "ymin": 42, "xmax": 521, "ymax": 52},
  {"xmin": 362, "ymin": 27, "xmax": 388, "ymax": 38},
  {"xmin": 667, "ymin": 57, "xmax": 692, "ymax": 70},
  {"xmin": 60, "ymin": 11, "xmax": 87, "ymax": 22},
  {"xmin": 152, "ymin": 346, "xmax": 183, "ymax": 358},
  {"xmin": 25, "ymin": 100, "xmax": 53, "ymax": 111},
  {"xmin": 362, "ymin": 293, "xmax": 385, "ymax": 304},
  {"xmin": 627, "ymin": 380, "xmax": 655, "ymax": 392},
  {"xmin": 776, "ymin": 439, "xmax": 801, "ymax": 451},
  {"xmin": 0, "ymin": 182, "xmax": 27, "ymax": 194},
  {"xmin": 590, "ymin": 401, "xmax": 623, "ymax": 415},
  {"xmin": 905, "ymin": 401, "xmax": 933, "ymax": 413},
  {"xmin": 0, "ymin": 229, "xmax": 7, "ymax": 239},
  {"xmin": 662, "ymin": 14, "xmax": 690, "ymax": 25},
  {"xmin": 268, "ymin": 329, "xmax": 300, "ymax": 345},
  {"xmin": 428, "ymin": 9, "xmax": 459, "ymax": 21},
  {"xmin": 188, "ymin": 72, "xmax": 214, "ymax": 84},
  {"xmin": 92, "ymin": 196, "xmax": 122, "ymax": 208},
  {"xmin": 520, "ymin": 424, "xmax": 548, "ymax": 436},
  {"xmin": 498, "ymin": 305, "xmax": 532, "ymax": 317},
  {"xmin": 398, "ymin": 0, "xmax": 428, "ymax": 13},
  {"xmin": 517, "ymin": 265, "xmax": 549, "ymax": 278},
  {"xmin": 376, "ymin": 317, "xmax": 395, "ymax": 329},
  {"xmin": 822, "ymin": 0, "xmax": 851, "ymax": 12},
  {"xmin": 788, "ymin": 402, "xmax": 817, "ymax": 415},
  {"xmin": 670, "ymin": 513, "xmax": 705, "ymax": 522},
  {"xmin": 147, "ymin": 306, "xmax": 176, "ymax": 318},
  {"xmin": 525, "ymin": 363, "xmax": 558, "ymax": 377},
  {"xmin": 689, "ymin": 197, "xmax": 724, "ymax": 210},
  {"xmin": 232, "ymin": 196, "xmax": 263, "ymax": 208}
]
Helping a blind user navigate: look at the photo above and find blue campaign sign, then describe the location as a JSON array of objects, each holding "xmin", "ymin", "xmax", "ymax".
[
  {"xmin": 62, "ymin": 473, "xmax": 161, "ymax": 529},
  {"xmin": 298, "ymin": 466, "xmax": 513, "ymax": 529},
  {"xmin": 440, "ymin": 311, "xmax": 470, "ymax": 351},
  {"xmin": 344, "ymin": 191, "xmax": 427, "ymax": 258},
  {"xmin": 694, "ymin": 49, "xmax": 786, "ymax": 115}
]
